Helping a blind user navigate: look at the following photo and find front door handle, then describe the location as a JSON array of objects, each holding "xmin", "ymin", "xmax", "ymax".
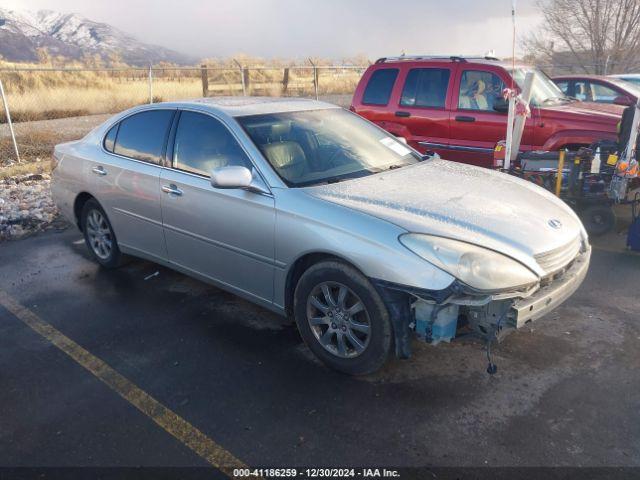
[
  {"xmin": 92, "ymin": 166, "xmax": 107, "ymax": 176},
  {"xmin": 161, "ymin": 184, "xmax": 183, "ymax": 196},
  {"xmin": 395, "ymin": 111, "xmax": 411, "ymax": 117},
  {"xmin": 455, "ymin": 115, "xmax": 476, "ymax": 122}
]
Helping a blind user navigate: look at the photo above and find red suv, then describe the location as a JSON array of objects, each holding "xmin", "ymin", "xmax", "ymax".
[{"xmin": 351, "ymin": 56, "xmax": 622, "ymax": 167}]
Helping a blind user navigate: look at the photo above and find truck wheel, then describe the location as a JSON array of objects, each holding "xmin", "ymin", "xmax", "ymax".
[
  {"xmin": 81, "ymin": 199, "xmax": 124, "ymax": 268},
  {"xmin": 580, "ymin": 204, "xmax": 616, "ymax": 236},
  {"xmin": 293, "ymin": 261, "xmax": 392, "ymax": 375}
]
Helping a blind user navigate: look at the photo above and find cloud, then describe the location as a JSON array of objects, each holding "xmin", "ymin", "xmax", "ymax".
[{"xmin": 0, "ymin": 0, "xmax": 541, "ymax": 59}]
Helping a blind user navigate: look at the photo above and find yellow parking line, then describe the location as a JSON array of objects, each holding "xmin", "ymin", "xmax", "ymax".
[{"xmin": 0, "ymin": 289, "xmax": 248, "ymax": 477}]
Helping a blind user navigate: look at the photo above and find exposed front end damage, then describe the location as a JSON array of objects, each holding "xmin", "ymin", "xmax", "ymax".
[{"xmin": 373, "ymin": 245, "xmax": 591, "ymax": 360}]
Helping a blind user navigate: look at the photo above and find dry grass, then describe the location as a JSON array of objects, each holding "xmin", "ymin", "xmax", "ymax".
[
  {"xmin": 0, "ymin": 160, "xmax": 50, "ymax": 179},
  {"xmin": 0, "ymin": 57, "xmax": 366, "ymax": 123},
  {"xmin": 0, "ymin": 56, "xmax": 366, "ymax": 163},
  {"xmin": 1, "ymin": 78, "xmax": 202, "ymax": 122}
]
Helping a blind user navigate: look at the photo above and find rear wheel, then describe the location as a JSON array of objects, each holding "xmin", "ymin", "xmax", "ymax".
[
  {"xmin": 580, "ymin": 204, "xmax": 616, "ymax": 236},
  {"xmin": 81, "ymin": 199, "xmax": 124, "ymax": 268},
  {"xmin": 294, "ymin": 261, "xmax": 392, "ymax": 375}
]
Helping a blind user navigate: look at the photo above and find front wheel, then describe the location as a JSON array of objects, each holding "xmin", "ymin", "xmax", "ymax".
[
  {"xmin": 293, "ymin": 261, "xmax": 392, "ymax": 375},
  {"xmin": 81, "ymin": 199, "xmax": 124, "ymax": 268}
]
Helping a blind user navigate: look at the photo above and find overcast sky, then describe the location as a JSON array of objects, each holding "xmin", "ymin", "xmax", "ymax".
[{"xmin": 1, "ymin": 0, "xmax": 542, "ymax": 60}]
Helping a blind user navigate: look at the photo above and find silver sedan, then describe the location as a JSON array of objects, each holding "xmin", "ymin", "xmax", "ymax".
[{"xmin": 51, "ymin": 97, "xmax": 591, "ymax": 375}]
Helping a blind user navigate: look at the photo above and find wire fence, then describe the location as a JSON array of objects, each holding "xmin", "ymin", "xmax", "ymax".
[
  {"xmin": 0, "ymin": 61, "xmax": 629, "ymax": 166},
  {"xmin": 0, "ymin": 64, "xmax": 367, "ymax": 165}
]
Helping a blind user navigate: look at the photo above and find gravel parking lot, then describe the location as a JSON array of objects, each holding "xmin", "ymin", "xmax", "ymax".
[{"xmin": 0, "ymin": 227, "xmax": 638, "ymax": 476}]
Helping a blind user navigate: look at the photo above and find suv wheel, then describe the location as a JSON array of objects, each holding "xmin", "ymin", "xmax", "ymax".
[
  {"xmin": 294, "ymin": 261, "xmax": 392, "ymax": 375},
  {"xmin": 81, "ymin": 199, "xmax": 124, "ymax": 268}
]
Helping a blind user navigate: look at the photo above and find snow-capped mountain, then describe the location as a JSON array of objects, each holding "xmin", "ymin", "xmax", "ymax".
[{"xmin": 0, "ymin": 8, "xmax": 197, "ymax": 65}]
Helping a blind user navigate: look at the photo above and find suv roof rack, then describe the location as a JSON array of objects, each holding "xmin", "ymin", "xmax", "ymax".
[{"xmin": 374, "ymin": 55, "xmax": 501, "ymax": 64}]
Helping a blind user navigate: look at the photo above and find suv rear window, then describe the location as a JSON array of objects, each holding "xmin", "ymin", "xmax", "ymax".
[
  {"xmin": 400, "ymin": 68, "xmax": 450, "ymax": 108},
  {"xmin": 362, "ymin": 69, "xmax": 399, "ymax": 105}
]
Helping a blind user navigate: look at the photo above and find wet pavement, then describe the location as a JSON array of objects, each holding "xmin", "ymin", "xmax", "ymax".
[{"xmin": 0, "ymin": 229, "xmax": 639, "ymax": 470}]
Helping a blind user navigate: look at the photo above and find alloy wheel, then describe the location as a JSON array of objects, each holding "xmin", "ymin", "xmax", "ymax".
[
  {"xmin": 85, "ymin": 209, "xmax": 113, "ymax": 260},
  {"xmin": 306, "ymin": 281, "xmax": 371, "ymax": 358}
]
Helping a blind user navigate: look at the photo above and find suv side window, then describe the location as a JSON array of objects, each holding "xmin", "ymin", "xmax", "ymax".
[
  {"xmin": 458, "ymin": 70, "xmax": 505, "ymax": 111},
  {"xmin": 113, "ymin": 110, "xmax": 175, "ymax": 164},
  {"xmin": 362, "ymin": 68, "xmax": 399, "ymax": 105},
  {"xmin": 173, "ymin": 111, "xmax": 251, "ymax": 176},
  {"xmin": 400, "ymin": 68, "xmax": 450, "ymax": 108},
  {"xmin": 555, "ymin": 80, "xmax": 570, "ymax": 96},
  {"xmin": 590, "ymin": 82, "xmax": 618, "ymax": 103}
]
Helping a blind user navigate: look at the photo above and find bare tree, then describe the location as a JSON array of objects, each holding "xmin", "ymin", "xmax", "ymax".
[{"xmin": 524, "ymin": 0, "xmax": 640, "ymax": 74}]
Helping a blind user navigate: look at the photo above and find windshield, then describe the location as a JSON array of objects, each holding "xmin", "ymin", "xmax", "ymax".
[
  {"xmin": 238, "ymin": 108, "xmax": 420, "ymax": 187},
  {"xmin": 609, "ymin": 78, "xmax": 640, "ymax": 97},
  {"xmin": 511, "ymin": 67, "xmax": 568, "ymax": 105},
  {"xmin": 613, "ymin": 76, "xmax": 640, "ymax": 87}
]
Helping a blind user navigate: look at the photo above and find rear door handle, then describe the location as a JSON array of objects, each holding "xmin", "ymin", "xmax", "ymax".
[
  {"xmin": 91, "ymin": 166, "xmax": 107, "ymax": 176},
  {"xmin": 395, "ymin": 111, "xmax": 411, "ymax": 117},
  {"xmin": 161, "ymin": 184, "xmax": 183, "ymax": 196},
  {"xmin": 455, "ymin": 115, "xmax": 476, "ymax": 122}
]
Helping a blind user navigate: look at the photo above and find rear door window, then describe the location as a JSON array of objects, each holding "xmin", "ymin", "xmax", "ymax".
[
  {"xmin": 362, "ymin": 68, "xmax": 399, "ymax": 105},
  {"xmin": 400, "ymin": 68, "xmax": 451, "ymax": 108},
  {"xmin": 103, "ymin": 124, "xmax": 118, "ymax": 152},
  {"xmin": 113, "ymin": 110, "xmax": 175, "ymax": 164}
]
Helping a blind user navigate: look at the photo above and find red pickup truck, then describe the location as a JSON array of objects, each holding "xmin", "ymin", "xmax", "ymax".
[{"xmin": 351, "ymin": 56, "xmax": 622, "ymax": 167}]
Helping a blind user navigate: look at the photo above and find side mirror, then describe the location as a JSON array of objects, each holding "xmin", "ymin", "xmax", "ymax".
[
  {"xmin": 493, "ymin": 97, "xmax": 509, "ymax": 113},
  {"xmin": 614, "ymin": 95, "xmax": 634, "ymax": 106},
  {"xmin": 210, "ymin": 166, "xmax": 270, "ymax": 194}
]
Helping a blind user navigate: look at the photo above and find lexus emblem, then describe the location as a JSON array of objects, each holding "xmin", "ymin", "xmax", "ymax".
[{"xmin": 548, "ymin": 219, "xmax": 562, "ymax": 229}]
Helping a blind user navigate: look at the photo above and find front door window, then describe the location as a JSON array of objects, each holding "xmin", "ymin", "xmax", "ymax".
[{"xmin": 458, "ymin": 70, "xmax": 505, "ymax": 111}]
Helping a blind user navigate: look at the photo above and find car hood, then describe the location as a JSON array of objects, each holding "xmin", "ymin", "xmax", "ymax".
[
  {"xmin": 540, "ymin": 101, "xmax": 622, "ymax": 124},
  {"xmin": 308, "ymin": 160, "xmax": 585, "ymax": 275}
]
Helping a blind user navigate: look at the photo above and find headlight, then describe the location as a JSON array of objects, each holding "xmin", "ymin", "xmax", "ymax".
[{"xmin": 399, "ymin": 234, "xmax": 538, "ymax": 292}]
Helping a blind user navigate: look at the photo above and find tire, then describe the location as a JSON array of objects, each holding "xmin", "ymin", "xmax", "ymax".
[
  {"xmin": 293, "ymin": 260, "xmax": 392, "ymax": 375},
  {"xmin": 80, "ymin": 199, "xmax": 124, "ymax": 268},
  {"xmin": 579, "ymin": 204, "xmax": 616, "ymax": 236}
]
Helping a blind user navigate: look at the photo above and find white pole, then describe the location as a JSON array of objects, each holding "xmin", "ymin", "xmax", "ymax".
[
  {"xmin": 504, "ymin": 96, "xmax": 516, "ymax": 170},
  {"xmin": 510, "ymin": 70, "xmax": 534, "ymax": 162},
  {"xmin": 148, "ymin": 63, "xmax": 153, "ymax": 104},
  {"xmin": 623, "ymin": 99, "xmax": 640, "ymax": 164},
  {"xmin": 0, "ymin": 79, "xmax": 20, "ymax": 164},
  {"xmin": 504, "ymin": 0, "xmax": 517, "ymax": 170}
]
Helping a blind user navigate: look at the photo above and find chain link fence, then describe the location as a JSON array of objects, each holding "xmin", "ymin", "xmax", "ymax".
[{"xmin": 0, "ymin": 64, "xmax": 367, "ymax": 166}]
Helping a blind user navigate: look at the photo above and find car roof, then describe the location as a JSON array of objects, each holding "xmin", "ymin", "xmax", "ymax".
[
  {"xmin": 157, "ymin": 96, "xmax": 340, "ymax": 117},
  {"xmin": 610, "ymin": 73, "xmax": 640, "ymax": 78},
  {"xmin": 552, "ymin": 74, "xmax": 610, "ymax": 80},
  {"xmin": 372, "ymin": 56, "xmax": 528, "ymax": 70}
]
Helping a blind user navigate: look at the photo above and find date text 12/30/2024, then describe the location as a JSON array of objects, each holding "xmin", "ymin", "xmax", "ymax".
[{"xmin": 233, "ymin": 468, "xmax": 401, "ymax": 478}]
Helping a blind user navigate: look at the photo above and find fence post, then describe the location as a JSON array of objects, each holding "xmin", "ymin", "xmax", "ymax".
[
  {"xmin": 148, "ymin": 63, "xmax": 153, "ymax": 104},
  {"xmin": 282, "ymin": 68, "xmax": 290, "ymax": 94},
  {"xmin": 309, "ymin": 58, "xmax": 319, "ymax": 100},
  {"xmin": 233, "ymin": 59, "xmax": 246, "ymax": 96},
  {"xmin": 201, "ymin": 64, "xmax": 209, "ymax": 97},
  {"xmin": 0, "ymin": 79, "xmax": 20, "ymax": 164}
]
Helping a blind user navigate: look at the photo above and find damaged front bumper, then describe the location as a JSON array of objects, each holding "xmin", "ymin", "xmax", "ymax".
[
  {"xmin": 510, "ymin": 245, "xmax": 590, "ymax": 328},
  {"xmin": 373, "ymin": 245, "xmax": 591, "ymax": 357}
]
